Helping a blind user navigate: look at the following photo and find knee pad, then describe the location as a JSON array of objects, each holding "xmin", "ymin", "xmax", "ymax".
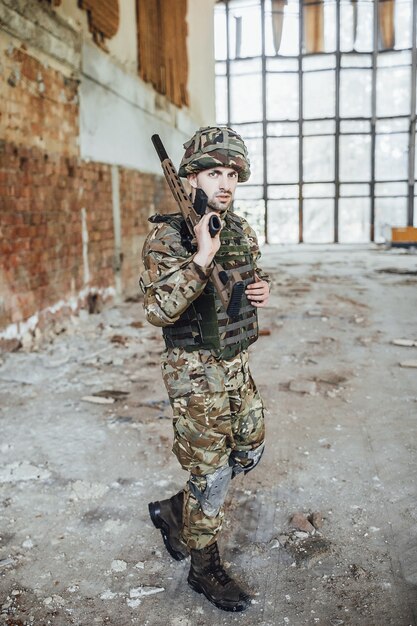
[
  {"xmin": 189, "ymin": 464, "xmax": 233, "ymax": 519},
  {"xmin": 230, "ymin": 442, "xmax": 265, "ymax": 478}
]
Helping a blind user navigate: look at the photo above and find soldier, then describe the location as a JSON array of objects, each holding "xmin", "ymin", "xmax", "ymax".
[{"xmin": 140, "ymin": 126, "xmax": 270, "ymax": 612}]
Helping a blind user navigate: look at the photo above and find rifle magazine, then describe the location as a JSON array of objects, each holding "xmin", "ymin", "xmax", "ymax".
[{"xmin": 226, "ymin": 281, "xmax": 245, "ymax": 318}]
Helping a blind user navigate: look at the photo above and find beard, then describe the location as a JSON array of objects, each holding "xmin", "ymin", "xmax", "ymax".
[{"xmin": 207, "ymin": 193, "xmax": 233, "ymax": 213}]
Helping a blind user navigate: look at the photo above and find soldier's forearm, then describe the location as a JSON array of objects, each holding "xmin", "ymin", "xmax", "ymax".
[{"xmin": 152, "ymin": 259, "xmax": 213, "ymax": 322}]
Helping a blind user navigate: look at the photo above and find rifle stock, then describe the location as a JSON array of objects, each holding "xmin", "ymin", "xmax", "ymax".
[{"xmin": 151, "ymin": 134, "xmax": 244, "ymax": 317}]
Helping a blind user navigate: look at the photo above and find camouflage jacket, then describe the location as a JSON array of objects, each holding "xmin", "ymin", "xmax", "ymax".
[{"xmin": 140, "ymin": 211, "xmax": 270, "ymax": 328}]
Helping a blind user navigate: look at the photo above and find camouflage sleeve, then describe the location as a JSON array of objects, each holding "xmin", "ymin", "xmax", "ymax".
[
  {"xmin": 140, "ymin": 221, "xmax": 213, "ymax": 327},
  {"xmin": 239, "ymin": 216, "xmax": 271, "ymax": 286}
]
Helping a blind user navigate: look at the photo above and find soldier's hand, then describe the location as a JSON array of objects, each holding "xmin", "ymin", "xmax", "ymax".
[
  {"xmin": 246, "ymin": 275, "xmax": 270, "ymax": 307},
  {"xmin": 194, "ymin": 212, "xmax": 222, "ymax": 268}
]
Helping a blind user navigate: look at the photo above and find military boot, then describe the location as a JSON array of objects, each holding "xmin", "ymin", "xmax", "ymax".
[
  {"xmin": 188, "ymin": 541, "xmax": 251, "ymax": 612},
  {"xmin": 148, "ymin": 491, "xmax": 188, "ymax": 561}
]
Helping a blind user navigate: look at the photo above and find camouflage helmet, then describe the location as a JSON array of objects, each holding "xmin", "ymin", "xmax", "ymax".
[{"xmin": 178, "ymin": 126, "xmax": 251, "ymax": 182}]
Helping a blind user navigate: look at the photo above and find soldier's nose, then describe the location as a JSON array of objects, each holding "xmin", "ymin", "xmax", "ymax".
[{"xmin": 220, "ymin": 177, "xmax": 231, "ymax": 191}]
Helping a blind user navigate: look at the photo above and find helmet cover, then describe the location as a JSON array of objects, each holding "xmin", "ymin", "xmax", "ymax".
[{"xmin": 178, "ymin": 126, "xmax": 251, "ymax": 182}]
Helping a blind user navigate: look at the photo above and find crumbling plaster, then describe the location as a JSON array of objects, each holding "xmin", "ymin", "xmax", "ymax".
[
  {"xmin": 54, "ymin": 0, "xmax": 217, "ymax": 171},
  {"xmin": 56, "ymin": 0, "xmax": 138, "ymax": 75}
]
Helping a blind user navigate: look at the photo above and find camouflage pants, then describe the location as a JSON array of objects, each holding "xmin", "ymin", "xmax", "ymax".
[{"xmin": 161, "ymin": 347, "xmax": 265, "ymax": 550}]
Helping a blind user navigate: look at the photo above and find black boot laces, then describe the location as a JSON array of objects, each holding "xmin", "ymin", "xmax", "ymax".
[{"xmin": 206, "ymin": 543, "xmax": 233, "ymax": 586}]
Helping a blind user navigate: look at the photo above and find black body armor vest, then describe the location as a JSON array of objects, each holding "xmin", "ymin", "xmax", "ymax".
[{"xmin": 162, "ymin": 212, "xmax": 259, "ymax": 359}]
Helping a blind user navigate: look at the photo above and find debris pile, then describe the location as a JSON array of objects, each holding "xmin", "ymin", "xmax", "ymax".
[{"xmin": 274, "ymin": 511, "xmax": 332, "ymax": 568}]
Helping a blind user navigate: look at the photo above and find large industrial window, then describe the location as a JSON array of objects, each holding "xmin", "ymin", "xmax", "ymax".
[
  {"xmin": 215, "ymin": 0, "xmax": 417, "ymax": 243},
  {"xmin": 137, "ymin": 0, "xmax": 189, "ymax": 108}
]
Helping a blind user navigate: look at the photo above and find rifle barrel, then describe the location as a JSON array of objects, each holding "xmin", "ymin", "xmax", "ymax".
[{"xmin": 151, "ymin": 134, "xmax": 168, "ymax": 162}]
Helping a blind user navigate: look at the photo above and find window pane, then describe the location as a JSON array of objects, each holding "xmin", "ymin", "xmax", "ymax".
[
  {"xmin": 268, "ymin": 122, "xmax": 299, "ymax": 136},
  {"xmin": 340, "ymin": 134, "xmax": 371, "ymax": 182},
  {"xmin": 268, "ymin": 184, "xmax": 299, "ymax": 199},
  {"xmin": 265, "ymin": 0, "xmax": 300, "ymax": 57},
  {"xmin": 339, "ymin": 197, "xmax": 370, "ymax": 243},
  {"xmin": 303, "ymin": 55, "xmax": 336, "ymax": 71},
  {"xmin": 267, "ymin": 73, "xmax": 299, "ymax": 121},
  {"xmin": 395, "ymin": 0, "xmax": 412, "ymax": 49},
  {"xmin": 230, "ymin": 62, "xmax": 262, "ymax": 123},
  {"xmin": 267, "ymin": 58, "xmax": 298, "ymax": 72},
  {"xmin": 303, "ymin": 70, "xmax": 335, "ymax": 119},
  {"xmin": 340, "ymin": 1, "xmax": 355, "ymax": 52},
  {"xmin": 340, "ymin": 120, "xmax": 371, "ymax": 133},
  {"xmin": 303, "ymin": 199, "xmax": 334, "ymax": 243},
  {"xmin": 303, "ymin": 183, "xmax": 335, "ymax": 198},
  {"xmin": 216, "ymin": 61, "xmax": 227, "ymax": 76},
  {"xmin": 375, "ymin": 182, "xmax": 408, "ymax": 197},
  {"xmin": 214, "ymin": 5, "xmax": 227, "ymax": 61},
  {"xmin": 377, "ymin": 50, "xmax": 411, "ymax": 68},
  {"xmin": 267, "ymin": 137, "xmax": 299, "ymax": 183},
  {"xmin": 268, "ymin": 200, "xmax": 299, "ymax": 243},
  {"xmin": 375, "ymin": 197, "xmax": 408, "ymax": 242},
  {"xmin": 324, "ymin": 0, "xmax": 336, "ymax": 53},
  {"xmin": 303, "ymin": 136, "xmax": 335, "ymax": 182},
  {"xmin": 340, "ymin": 69, "xmax": 372, "ymax": 118},
  {"xmin": 236, "ymin": 122, "xmax": 263, "ymax": 138},
  {"xmin": 244, "ymin": 137, "xmax": 263, "ymax": 185},
  {"xmin": 228, "ymin": 3, "xmax": 262, "ymax": 58},
  {"xmin": 341, "ymin": 54, "xmax": 372, "ymax": 68},
  {"xmin": 303, "ymin": 120, "xmax": 335, "ymax": 135},
  {"xmin": 375, "ymin": 133, "xmax": 408, "ymax": 181},
  {"xmin": 215, "ymin": 75, "xmax": 228, "ymax": 125},
  {"xmin": 235, "ymin": 200, "xmax": 265, "ymax": 244},
  {"xmin": 340, "ymin": 183, "xmax": 370, "ymax": 197},
  {"xmin": 235, "ymin": 185, "xmax": 263, "ymax": 201},
  {"xmin": 377, "ymin": 66, "xmax": 411, "ymax": 117},
  {"xmin": 230, "ymin": 58, "xmax": 262, "ymax": 75},
  {"xmin": 376, "ymin": 118, "xmax": 409, "ymax": 133},
  {"xmin": 354, "ymin": 1, "xmax": 373, "ymax": 52}
]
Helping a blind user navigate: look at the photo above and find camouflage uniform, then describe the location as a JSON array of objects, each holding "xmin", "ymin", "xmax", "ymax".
[{"xmin": 141, "ymin": 126, "xmax": 270, "ymax": 551}]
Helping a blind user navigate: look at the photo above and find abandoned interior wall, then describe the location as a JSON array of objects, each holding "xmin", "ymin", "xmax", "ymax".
[{"xmin": 0, "ymin": 0, "xmax": 216, "ymax": 340}]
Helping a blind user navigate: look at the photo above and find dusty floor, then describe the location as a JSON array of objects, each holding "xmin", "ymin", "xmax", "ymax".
[{"xmin": 0, "ymin": 244, "xmax": 417, "ymax": 626}]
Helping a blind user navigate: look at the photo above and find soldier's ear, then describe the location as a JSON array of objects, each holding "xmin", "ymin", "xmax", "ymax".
[{"xmin": 187, "ymin": 173, "xmax": 198, "ymax": 189}]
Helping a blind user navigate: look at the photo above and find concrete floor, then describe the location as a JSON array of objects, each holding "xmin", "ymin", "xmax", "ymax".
[{"xmin": 0, "ymin": 244, "xmax": 416, "ymax": 626}]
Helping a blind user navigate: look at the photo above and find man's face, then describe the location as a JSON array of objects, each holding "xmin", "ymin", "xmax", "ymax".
[{"xmin": 188, "ymin": 167, "xmax": 239, "ymax": 213}]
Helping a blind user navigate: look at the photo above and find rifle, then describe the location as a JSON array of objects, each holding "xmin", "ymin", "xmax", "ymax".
[{"xmin": 151, "ymin": 134, "xmax": 244, "ymax": 318}]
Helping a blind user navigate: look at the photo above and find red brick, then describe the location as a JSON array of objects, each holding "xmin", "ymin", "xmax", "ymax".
[{"xmin": 0, "ymin": 140, "xmax": 168, "ymax": 329}]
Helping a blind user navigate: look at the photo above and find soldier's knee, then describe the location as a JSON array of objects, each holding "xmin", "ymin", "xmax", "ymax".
[
  {"xmin": 230, "ymin": 442, "xmax": 265, "ymax": 478},
  {"xmin": 188, "ymin": 464, "xmax": 233, "ymax": 519}
]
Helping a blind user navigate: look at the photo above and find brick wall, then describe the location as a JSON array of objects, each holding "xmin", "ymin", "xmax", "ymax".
[
  {"xmin": 0, "ymin": 37, "xmax": 176, "ymax": 337},
  {"xmin": 1, "ymin": 43, "xmax": 79, "ymax": 156},
  {"xmin": 119, "ymin": 167, "xmax": 178, "ymax": 295},
  {"xmin": 0, "ymin": 139, "xmax": 176, "ymax": 332}
]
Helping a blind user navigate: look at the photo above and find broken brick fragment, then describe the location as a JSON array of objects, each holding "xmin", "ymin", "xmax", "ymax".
[{"xmin": 289, "ymin": 513, "xmax": 315, "ymax": 533}]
